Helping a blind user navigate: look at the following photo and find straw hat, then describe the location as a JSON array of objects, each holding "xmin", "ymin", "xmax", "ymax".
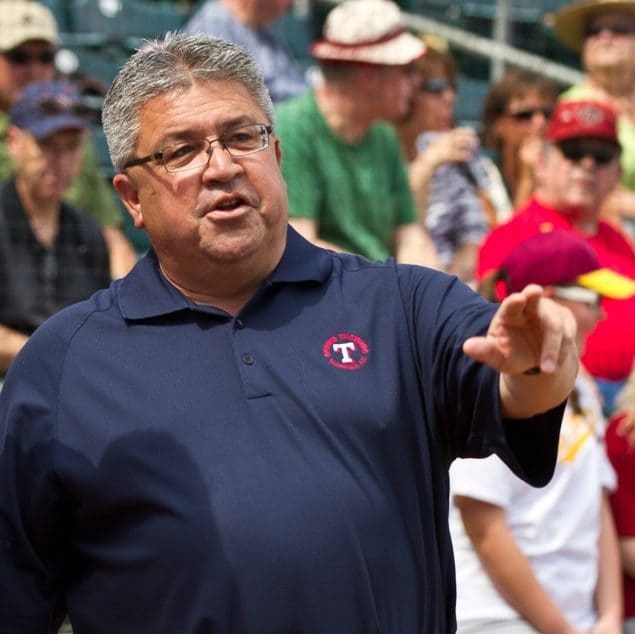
[
  {"xmin": 310, "ymin": 0, "xmax": 426, "ymax": 66},
  {"xmin": 553, "ymin": 0, "xmax": 635, "ymax": 51}
]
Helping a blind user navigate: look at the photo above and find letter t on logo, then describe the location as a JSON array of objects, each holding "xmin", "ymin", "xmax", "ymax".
[{"xmin": 332, "ymin": 342, "xmax": 356, "ymax": 363}]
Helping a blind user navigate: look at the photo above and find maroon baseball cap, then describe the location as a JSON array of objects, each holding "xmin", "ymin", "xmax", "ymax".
[
  {"xmin": 499, "ymin": 230, "xmax": 635, "ymax": 299},
  {"xmin": 547, "ymin": 100, "xmax": 619, "ymax": 145}
]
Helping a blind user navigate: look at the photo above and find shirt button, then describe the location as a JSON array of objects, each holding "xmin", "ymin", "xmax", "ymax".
[
  {"xmin": 235, "ymin": 319, "xmax": 245, "ymax": 329},
  {"xmin": 242, "ymin": 354, "xmax": 255, "ymax": 365}
]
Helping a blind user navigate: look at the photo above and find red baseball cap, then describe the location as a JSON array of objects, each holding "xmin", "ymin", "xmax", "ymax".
[
  {"xmin": 499, "ymin": 230, "xmax": 635, "ymax": 299},
  {"xmin": 547, "ymin": 100, "xmax": 619, "ymax": 145}
]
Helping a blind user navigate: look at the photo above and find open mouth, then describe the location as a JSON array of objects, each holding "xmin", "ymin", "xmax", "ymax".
[{"xmin": 215, "ymin": 198, "xmax": 244, "ymax": 212}]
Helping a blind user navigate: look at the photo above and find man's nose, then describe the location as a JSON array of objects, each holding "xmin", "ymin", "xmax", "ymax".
[{"xmin": 201, "ymin": 144, "xmax": 243, "ymax": 181}]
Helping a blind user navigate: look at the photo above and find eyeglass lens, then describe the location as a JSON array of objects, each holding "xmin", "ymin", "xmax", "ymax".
[
  {"xmin": 558, "ymin": 140, "xmax": 618, "ymax": 166},
  {"xmin": 421, "ymin": 78, "xmax": 455, "ymax": 94},
  {"xmin": 162, "ymin": 124, "xmax": 270, "ymax": 172},
  {"xmin": 4, "ymin": 49, "xmax": 56, "ymax": 65},
  {"xmin": 509, "ymin": 107, "xmax": 553, "ymax": 121}
]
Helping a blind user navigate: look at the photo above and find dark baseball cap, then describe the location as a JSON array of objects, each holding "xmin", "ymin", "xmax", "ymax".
[{"xmin": 9, "ymin": 80, "xmax": 91, "ymax": 140}]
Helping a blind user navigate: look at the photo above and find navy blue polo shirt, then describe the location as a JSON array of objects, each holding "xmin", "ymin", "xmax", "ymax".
[{"xmin": 0, "ymin": 228, "xmax": 564, "ymax": 633}]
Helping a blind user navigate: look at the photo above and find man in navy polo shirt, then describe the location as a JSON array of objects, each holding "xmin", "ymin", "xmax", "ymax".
[{"xmin": 0, "ymin": 33, "xmax": 578, "ymax": 634}]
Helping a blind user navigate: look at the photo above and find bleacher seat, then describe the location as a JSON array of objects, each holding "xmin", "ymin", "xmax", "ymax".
[{"xmin": 69, "ymin": 0, "xmax": 189, "ymax": 42}]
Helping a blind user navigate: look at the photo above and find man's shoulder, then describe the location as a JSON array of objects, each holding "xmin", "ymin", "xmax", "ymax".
[
  {"xmin": 275, "ymin": 91, "xmax": 316, "ymax": 126},
  {"xmin": 6, "ymin": 285, "xmax": 116, "ymax": 381},
  {"xmin": 596, "ymin": 219, "xmax": 635, "ymax": 254},
  {"xmin": 329, "ymin": 250, "xmax": 455, "ymax": 296}
]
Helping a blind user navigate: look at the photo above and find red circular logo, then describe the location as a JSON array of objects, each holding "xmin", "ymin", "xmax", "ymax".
[{"xmin": 323, "ymin": 333, "xmax": 369, "ymax": 370}]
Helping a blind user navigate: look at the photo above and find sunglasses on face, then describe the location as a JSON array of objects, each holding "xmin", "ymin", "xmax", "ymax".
[
  {"xmin": 508, "ymin": 107, "xmax": 553, "ymax": 121},
  {"xmin": 3, "ymin": 49, "xmax": 56, "ymax": 66},
  {"xmin": 421, "ymin": 78, "xmax": 455, "ymax": 94},
  {"xmin": 584, "ymin": 22, "xmax": 635, "ymax": 38},
  {"xmin": 557, "ymin": 139, "xmax": 619, "ymax": 166}
]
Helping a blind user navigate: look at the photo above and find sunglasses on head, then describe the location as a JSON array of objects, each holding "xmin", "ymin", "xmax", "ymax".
[
  {"xmin": 584, "ymin": 22, "xmax": 635, "ymax": 38},
  {"xmin": 37, "ymin": 97, "xmax": 96, "ymax": 120},
  {"xmin": 553, "ymin": 285, "xmax": 602, "ymax": 309},
  {"xmin": 509, "ymin": 107, "xmax": 553, "ymax": 121},
  {"xmin": 421, "ymin": 78, "xmax": 455, "ymax": 94},
  {"xmin": 4, "ymin": 49, "xmax": 56, "ymax": 66},
  {"xmin": 557, "ymin": 139, "xmax": 619, "ymax": 166}
]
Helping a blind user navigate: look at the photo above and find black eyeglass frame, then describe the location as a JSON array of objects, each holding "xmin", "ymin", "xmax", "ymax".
[
  {"xmin": 508, "ymin": 107, "xmax": 553, "ymax": 122},
  {"xmin": 123, "ymin": 123, "xmax": 274, "ymax": 172}
]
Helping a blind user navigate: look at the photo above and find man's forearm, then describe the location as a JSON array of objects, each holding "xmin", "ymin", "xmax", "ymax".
[{"xmin": 499, "ymin": 346, "xmax": 578, "ymax": 419}]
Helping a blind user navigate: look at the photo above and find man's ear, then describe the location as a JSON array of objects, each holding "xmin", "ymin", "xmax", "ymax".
[
  {"xmin": 113, "ymin": 172, "xmax": 144, "ymax": 229},
  {"xmin": 274, "ymin": 136, "xmax": 282, "ymax": 166}
]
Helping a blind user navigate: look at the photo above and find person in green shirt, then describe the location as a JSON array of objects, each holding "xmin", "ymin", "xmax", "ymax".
[
  {"xmin": 0, "ymin": 0, "xmax": 137, "ymax": 278},
  {"xmin": 275, "ymin": 0, "xmax": 438, "ymax": 266}
]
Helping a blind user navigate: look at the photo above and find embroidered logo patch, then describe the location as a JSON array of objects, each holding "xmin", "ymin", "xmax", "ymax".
[{"xmin": 323, "ymin": 333, "xmax": 369, "ymax": 370}]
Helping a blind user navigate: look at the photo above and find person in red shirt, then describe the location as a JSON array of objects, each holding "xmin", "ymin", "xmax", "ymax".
[
  {"xmin": 606, "ymin": 368, "xmax": 635, "ymax": 634},
  {"xmin": 478, "ymin": 99, "xmax": 635, "ymax": 414}
]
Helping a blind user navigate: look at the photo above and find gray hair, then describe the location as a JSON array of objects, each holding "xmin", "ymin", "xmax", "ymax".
[{"xmin": 102, "ymin": 32, "xmax": 275, "ymax": 171}]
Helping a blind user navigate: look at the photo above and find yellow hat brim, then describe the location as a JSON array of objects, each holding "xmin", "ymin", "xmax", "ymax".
[{"xmin": 577, "ymin": 268, "xmax": 635, "ymax": 298}]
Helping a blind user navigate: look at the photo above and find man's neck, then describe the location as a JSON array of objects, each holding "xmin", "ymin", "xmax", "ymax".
[
  {"xmin": 535, "ymin": 193, "xmax": 600, "ymax": 234},
  {"xmin": 157, "ymin": 236, "xmax": 286, "ymax": 316},
  {"xmin": 16, "ymin": 178, "xmax": 61, "ymax": 249},
  {"xmin": 315, "ymin": 84, "xmax": 374, "ymax": 144},
  {"xmin": 586, "ymin": 67, "xmax": 635, "ymax": 101}
]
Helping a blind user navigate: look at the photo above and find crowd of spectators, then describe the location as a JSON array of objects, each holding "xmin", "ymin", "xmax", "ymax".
[{"xmin": 0, "ymin": 0, "xmax": 634, "ymax": 631}]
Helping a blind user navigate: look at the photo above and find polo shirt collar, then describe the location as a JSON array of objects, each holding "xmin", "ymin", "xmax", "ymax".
[{"xmin": 118, "ymin": 225, "xmax": 332, "ymax": 320}]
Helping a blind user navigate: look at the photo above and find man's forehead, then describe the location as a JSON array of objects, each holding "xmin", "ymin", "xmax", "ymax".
[{"xmin": 140, "ymin": 82, "xmax": 263, "ymax": 124}]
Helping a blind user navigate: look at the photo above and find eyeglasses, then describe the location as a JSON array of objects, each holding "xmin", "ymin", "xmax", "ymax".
[
  {"xmin": 421, "ymin": 78, "xmax": 455, "ymax": 94},
  {"xmin": 553, "ymin": 285, "xmax": 602, "ymax": 308},
  {"xmin": 124, "ymin": 123, "xmax": 273, "ymax": 172},
  {"xmin": 3, "ymin": 49, "xmax": 56, "ymax": 66},
  {"xmin": 584, "ymin": 22, "xmax": 635, "ymax": 38},
  {"xmin": 508, "ymin": 107, "xmax": 553, "ymax": 121},
  {"xmin": 37, "ymin": 96, "xmax": 96, "ymax": 119},
  {"xmin": 557, "ymin": 139, "xmax": 619, "ymax": 166}
]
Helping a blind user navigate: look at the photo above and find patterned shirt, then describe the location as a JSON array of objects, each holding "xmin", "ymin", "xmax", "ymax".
[{"xmin": 185, "ymin": 1, "xmax": 307, "ymax": 103}]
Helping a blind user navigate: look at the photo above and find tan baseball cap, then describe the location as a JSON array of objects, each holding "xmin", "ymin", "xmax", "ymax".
[{"xmin": 0, "ymin": 1, "xmax": 59, "ymax": 53}]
